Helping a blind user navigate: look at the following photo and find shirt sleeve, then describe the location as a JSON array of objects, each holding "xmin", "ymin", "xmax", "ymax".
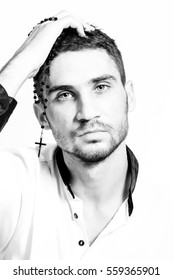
[{"xmin": 0, "ymin": 84, "xmax": 17, "ymax": 132}]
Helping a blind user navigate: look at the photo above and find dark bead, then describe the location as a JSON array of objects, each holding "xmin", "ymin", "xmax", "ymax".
[
  {"xmin": 33, "ymin": 90, "xmax": 37, "ymax": 93},
  {"xmin": 46, "ymin": 85, "xmax": 50, "ymax": 89},
  {"xmin": 54, "ymin": 17, "xmax": 58, "ymax": 21},
  {"xmin": 35, "ymin": 100, "xmax": 40, "ymax": 104},
  {"xmin": 33, "ymin": 96, "xmax": 37, "ymax": 99},
  {"xmin": 41, "ymin": 82, "xmax": 45, "ymax": 86},
  {"xmin": 43, "ymin": 112, "xmax": 46, "ymax": 115},
  {"xmin": 44, "ymin": 105, "xmax": 47, "ymax": 109},
  {"xmin": 40, "ymin": 88, "xmax": 44, "ymax": 92},
  {"xmin": 44, "ymin": 98, "xmax": 48, "ymax": 102},
  {"xmin": 41, "ymin": 125, "xmax": 44, "ymax": 129}
]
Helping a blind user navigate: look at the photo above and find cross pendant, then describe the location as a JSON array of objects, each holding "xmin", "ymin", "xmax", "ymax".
[{"xmin": 35, "ymin": 130, "xmax": 46, "ymax": 157}]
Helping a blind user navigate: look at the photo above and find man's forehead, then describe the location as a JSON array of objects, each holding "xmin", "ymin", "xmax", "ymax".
[{"xmin": 49, "ymin": 49, "xmax": 120, "ymax": 85}]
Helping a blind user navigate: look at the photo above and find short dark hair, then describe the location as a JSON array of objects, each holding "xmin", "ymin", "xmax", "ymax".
[{"xmin": 33, "ymin": 28, "xmax": 126, "ymax": 99}]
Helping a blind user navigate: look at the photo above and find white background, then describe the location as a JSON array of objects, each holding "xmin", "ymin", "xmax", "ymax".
[
  {"xmin": 0, "ymin": 0, "xmax": 172, "ymax": 183},
  {"xmin": 0, "ymin": 1, "xmax": 173, "ymax": 275}
]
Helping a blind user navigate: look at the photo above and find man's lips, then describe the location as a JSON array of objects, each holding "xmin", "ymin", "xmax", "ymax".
[{"xmin": 78, "ymin": 129, "xmax": 106, "ymax": 137}]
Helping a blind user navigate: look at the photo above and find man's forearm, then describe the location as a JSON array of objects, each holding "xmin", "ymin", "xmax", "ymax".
[
  {"xmin": 0, "ymin": 54, "xmax": 29, "ymax": 132},
  {"xmin": 0, "ymin": 53, "xmax": 31, "ymax": 98}
]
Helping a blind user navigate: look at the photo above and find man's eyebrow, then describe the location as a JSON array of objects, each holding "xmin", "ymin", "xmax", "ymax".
[
  {"xmin": 48, "ymin": 85, "xmax": 75, "ymax": 95},
  {"xmin": 90, "ymin": 74, "xmax": 117, "ymax": 84}
]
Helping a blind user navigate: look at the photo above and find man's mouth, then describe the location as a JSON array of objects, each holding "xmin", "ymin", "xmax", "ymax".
[{"xmin": 78, "ymin": 129, "xmax": 106, "ymax": 137}]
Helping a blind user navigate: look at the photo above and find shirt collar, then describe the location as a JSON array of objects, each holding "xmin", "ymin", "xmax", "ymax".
[
  {"xmin": 126, "ymin": 146, "xmax": 139, "ymax": 215},
  {"xmin": 54, "ymin": 145, "xmax": 139, "ymax": 216}
]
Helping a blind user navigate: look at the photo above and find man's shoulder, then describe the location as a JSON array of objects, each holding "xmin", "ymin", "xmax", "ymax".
[
  {"xmin": 0, "ymin": 146, "xmax": 37, "ymax": 163},
  {"xmin": 0, "ymin": 144, "xmax": 57, "ymax": 167}
]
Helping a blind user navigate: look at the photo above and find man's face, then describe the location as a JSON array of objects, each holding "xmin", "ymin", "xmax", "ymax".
[{"xmin": 45, "ymin": 49, "xmax": 131, "ymax": 163}]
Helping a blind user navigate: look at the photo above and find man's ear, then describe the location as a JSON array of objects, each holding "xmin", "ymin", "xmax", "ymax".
[
  {"xmin": 125, "ymin": 80, "xmax": 136, "ymax": 112},
  {"xmin": 33, "ymin": 102, "xmax": 50, "ymax": 130}
]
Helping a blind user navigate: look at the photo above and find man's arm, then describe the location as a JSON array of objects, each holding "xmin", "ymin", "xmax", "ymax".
[{"xmin": 0, "ymin": 11, "xmax": 94, "ymax": 131}]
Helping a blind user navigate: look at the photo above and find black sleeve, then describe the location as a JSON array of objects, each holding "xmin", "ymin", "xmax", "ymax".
[{"xmin": 0, "ymin": 84, "xmax": 17, "ymax": 132}]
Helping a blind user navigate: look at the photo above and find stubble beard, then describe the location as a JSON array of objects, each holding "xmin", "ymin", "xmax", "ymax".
[
  {"xmin": 54, "ymin": 118, "xmax": 129, "ymax": 166},
  {"xmin": 71, "ymin": 121, "xmax": 128, "ymax": 164}
]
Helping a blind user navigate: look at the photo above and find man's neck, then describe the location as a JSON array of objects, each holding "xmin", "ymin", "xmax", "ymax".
[{"xmin": 63, "ymin": 141, "xmax": 129, "ymax": 206}]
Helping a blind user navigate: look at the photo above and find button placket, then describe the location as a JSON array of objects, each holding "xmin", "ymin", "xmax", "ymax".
[{"xmin": 66, "ymin": 192, "xmax": 89, "ymax": 249}]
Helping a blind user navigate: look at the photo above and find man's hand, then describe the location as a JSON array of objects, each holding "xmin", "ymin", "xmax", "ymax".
[
  {"xmin": 16, "ymin": 11, "xmax": 94, "ymax": 78},
  {"xmin": 0, "ymin": 11, "xmax": 94, "ymax": 97}
]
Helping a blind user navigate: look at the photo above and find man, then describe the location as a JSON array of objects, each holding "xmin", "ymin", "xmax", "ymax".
[{"xmin": 0, "ymin": 11, "xmax": 138, "ymax": 260}]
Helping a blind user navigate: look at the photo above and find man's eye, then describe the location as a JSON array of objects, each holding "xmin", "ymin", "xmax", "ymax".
[
  {"xmin": 95, "ymin": 84, "xmax": 109, "ymax": 92},
  {"xmin": 56, "ymin": 92, "xmax": 74, "ymax": 101}
]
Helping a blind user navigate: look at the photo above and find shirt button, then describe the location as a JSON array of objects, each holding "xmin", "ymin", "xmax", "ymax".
[
  {"xmin": 78, "ymin": 240, "xmax": 85, "ymax": 246},
  {"xmin": 74, "ymin": 213, "xmax": 78, "ymax": 219}
]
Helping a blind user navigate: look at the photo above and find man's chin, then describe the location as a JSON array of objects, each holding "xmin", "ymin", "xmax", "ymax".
[{"xmin": 71, "ymin": 144, "xmax": 118, "ymax": 164}]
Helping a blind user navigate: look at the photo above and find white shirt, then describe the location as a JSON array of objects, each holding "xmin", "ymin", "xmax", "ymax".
[{"xmin": 0, "ymin": 145, "xmax": 172, "ymax": 260}]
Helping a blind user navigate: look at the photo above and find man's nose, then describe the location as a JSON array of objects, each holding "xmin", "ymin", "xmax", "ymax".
[{"xmin": 76, "ymin": 93, "xmax": 100, "ymax": 122}]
